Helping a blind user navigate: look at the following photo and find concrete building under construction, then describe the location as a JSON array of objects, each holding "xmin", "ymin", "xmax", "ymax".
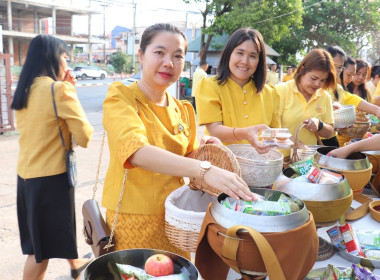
[{"xmin": 0, "ymin": 0, "xmax": 106, "ymax": 66}]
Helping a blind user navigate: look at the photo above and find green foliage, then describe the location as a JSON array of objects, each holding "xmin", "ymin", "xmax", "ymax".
[
  {"xmin": 111, "ymin": 51, "xmax": 129, "ymax": 73},
  {"xmin": 295, "ymin": 0, "xmax": 380, "ymax": 58}
]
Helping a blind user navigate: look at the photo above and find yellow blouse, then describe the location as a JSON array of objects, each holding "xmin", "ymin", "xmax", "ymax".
[
  {"xmin": 276, "ymin": 80, "xmax": 334, "ymax": 146},
  {"xmin": 327, "ymin": 84, "xmax": 362, "ymax": 107},
  {"xmin": 15, "ymin": 77, "xmax": 93, "ymax": 179},
  {"xmin": 195, "ymin": 77, "xmax": 280, "ymax": 145},
  {"xmin": 102, "ymin": 82, "xmax": 198, "ymax": 215}
]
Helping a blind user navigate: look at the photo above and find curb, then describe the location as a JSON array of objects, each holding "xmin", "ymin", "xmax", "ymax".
[{"xmin": 10, "ymin": 82, "xmax": 114, "ymax": 90}]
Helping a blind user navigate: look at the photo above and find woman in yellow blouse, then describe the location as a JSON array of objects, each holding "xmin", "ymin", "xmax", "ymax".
[
  {"xmin": 276, "ymin": 49, "xmax": 335, "ymax": 151},
  {"xmin": 324, "ymin": 47, "xmax": 380, "ymax": 146},
  {"xmin": 102, "ymin": 23, "xmax": 256, "ymax": 259},
  {"xmin": 347, "ymin": 59, "xmax": 372, "ymax": 103},
  {"xmin": 195, "ymin": 28, "xmax": 280, "ymax": 154},
  {"xmin": 11, "ymin": 35, "xmax": 93, "ymax": 280}
]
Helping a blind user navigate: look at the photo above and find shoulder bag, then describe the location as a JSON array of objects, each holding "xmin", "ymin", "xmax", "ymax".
[
  {"xmin": 82, "ymin": 131, "xmax": 128, "ymax": 257},
  {"xmin": 51, "ymin": 82, "xmax": 77, "ymax": 188}
]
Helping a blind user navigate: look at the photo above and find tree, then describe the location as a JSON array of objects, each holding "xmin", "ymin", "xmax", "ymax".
[
  {"xmin": 295, "ymin": 0, "xmax": 380, "ymax": 58},
  {"xmin": 111, "ymin": 51, "xmax": 129, "ymax": 74},
  {"xmin": 184, "ymin": 0, "xmax": 303, "ymax": 63}
]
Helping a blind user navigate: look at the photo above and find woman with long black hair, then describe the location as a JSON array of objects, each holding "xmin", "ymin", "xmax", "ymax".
[{"xmin": 12, "ymin": 34, "xmax": 93, "ymax": 280}]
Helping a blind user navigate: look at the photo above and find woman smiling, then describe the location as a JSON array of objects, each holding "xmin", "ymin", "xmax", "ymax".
[
  {"xmin": 275, "ymin": 49, "xmax": 335, "ymax": 151},
  {"xmin": 195, "ymin": 27, "xmax": 280, "ymax": 154}
]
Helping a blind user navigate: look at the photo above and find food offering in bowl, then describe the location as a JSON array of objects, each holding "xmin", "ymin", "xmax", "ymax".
[
  {"xmin": 369, "ymin": 200, "xmax": 380, "ymax": 222},
  {"xmin": 83, "ymin": 249, "xmax": 199, "ymax": 280},
  {"xmin": 260, "ymin": 128, "xmax": 293, "ymax": 149}
]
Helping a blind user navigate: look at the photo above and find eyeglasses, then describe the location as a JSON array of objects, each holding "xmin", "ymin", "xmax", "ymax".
[{"xmin": 335, "ymin": 65, "xmax": 345, "ymax": 71}]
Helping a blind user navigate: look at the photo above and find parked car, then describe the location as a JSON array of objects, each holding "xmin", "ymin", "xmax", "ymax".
[
  {"xmin": 121, "ymin": 72, "xmax": 141, "ymax": 85},
  {"xmin": 73, "ymin": 66, "xmax": 107, "ymax": 80}
]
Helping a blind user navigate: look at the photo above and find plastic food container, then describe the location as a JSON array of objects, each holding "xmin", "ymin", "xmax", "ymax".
[{"xmin": 260, "ymin": 128, "xmax": 293, "ymax": 149}]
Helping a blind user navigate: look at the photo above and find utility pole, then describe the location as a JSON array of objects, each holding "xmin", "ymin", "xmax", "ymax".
[
  {"xmin": 132, "ymin": 0, "xmax": 136, "ymax": 71},
  {"xmin": 102, "ymin": 4, "xmax": 106, "ymax": 64}
]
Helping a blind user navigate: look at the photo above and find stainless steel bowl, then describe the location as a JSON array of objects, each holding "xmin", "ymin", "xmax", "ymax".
[
  {"xmin": 334, "ymin": 105, "xmax": 356, "ymax": 128},
  {"xmin": 275, "ymin": 168, "xmax": 351, "ymax": 201},
  {"xmin": 314, "ymin": 146, "xmax": 371, "ymax": 171},
  {"xmin": 227, "ymin": 144, "xmax": 283, "ymax": 187},
  {"xmin": 210, "ymin": 188, "xmax": 310, "ymax": 233},
  {"xmin": 83, "ymin": 248, "xmax": 200, "ymax": 280},
  {"xmin": 295, "ymin": 145, "xmax": 323, "ymax": 161}
]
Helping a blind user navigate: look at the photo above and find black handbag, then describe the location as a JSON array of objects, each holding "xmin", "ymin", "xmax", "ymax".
[{"xmin": 51, "ymin": 82, "xmax": 77, "ymax": 188}]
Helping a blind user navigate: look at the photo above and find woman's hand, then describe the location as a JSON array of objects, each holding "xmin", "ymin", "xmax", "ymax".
[
  {"xmin": 245, "ymin": 124, "xmax": 273, "ymax": 154},
  {"xmin": 303, "ymin": 118, "xmax": 319, "ymax": 132},
  {"xmin": 199, "ymin": 135, "xmax": 222, "ymax": 147},
  {"xmin": 327, "ymin": 145, "xmax": 352, "ymax": 159},
  {"xmin": 204, "ymin": 165, "xmax": 257, "ymax": 201},
  {"xmin": 332, "ymin": 101, "xmax": 342, "ymax": 110},
  {"xmin": 63, "ymin": 69, "xmax": 77, "ymax": 86}
]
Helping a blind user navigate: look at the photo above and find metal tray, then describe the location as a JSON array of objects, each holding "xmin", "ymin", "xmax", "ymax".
[{"xmin": 334, "ymin": 246, "xmax": 380, "ymax": 269}]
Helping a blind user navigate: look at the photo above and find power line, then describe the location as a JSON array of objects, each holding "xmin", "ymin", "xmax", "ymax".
[{"xmin": 251, "ymin": 0, "xmax": 326, "ymax": 24}]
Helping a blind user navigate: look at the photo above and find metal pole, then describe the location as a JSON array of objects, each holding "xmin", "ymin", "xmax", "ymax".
[
  {"xmin": 132, "ymin": 0, "xmax": 136, "ymax": 70},
  {"xmin": 103, "ymin": 5, "xmax": 106, "ymax": 64}
]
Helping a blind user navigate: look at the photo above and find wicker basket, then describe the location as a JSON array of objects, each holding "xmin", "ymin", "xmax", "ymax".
[
  {"xmin": 165, "ymin": 185, "xmax": 216, "ymax": 252},
  {"xmin": 189, "ymin": 144, "xmax": 241, "ymax": 196},
  {"xmin": 227, "ymin": 144, "xmax": 283, "ymax": 187}
]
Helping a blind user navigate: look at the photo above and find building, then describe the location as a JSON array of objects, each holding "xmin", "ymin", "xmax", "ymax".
[{"xmin": 0, "ymin": 0, "xmax": 106, "ymax": 65}]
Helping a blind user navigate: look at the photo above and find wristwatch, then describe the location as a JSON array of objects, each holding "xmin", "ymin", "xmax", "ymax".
[
  {"xmin": 199, "ymin": 161, "xmax": 212, "ymax": 179},
  {"xmin": 317, "ymin": 120, "xmax": 324, "ymax": 131}
]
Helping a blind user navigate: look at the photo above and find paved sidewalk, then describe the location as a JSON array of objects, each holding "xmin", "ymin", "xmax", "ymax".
[{"xmin": 0, "ymin": 111, "xmax": 211, "ymax": 280}]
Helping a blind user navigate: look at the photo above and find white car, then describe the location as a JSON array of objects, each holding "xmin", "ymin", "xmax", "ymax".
[{"xmin": 73, "ymin": 66, "xmax": 107, "ymax": 80}]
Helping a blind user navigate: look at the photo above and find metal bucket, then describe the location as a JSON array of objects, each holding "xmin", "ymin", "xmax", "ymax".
[
  {"xmin": 83, "ymin": 248, "xmax": 200, "ymax": 280},
  {"xmin": 210, "ymin": 188, "xmax": 310, "ymax": 232}
]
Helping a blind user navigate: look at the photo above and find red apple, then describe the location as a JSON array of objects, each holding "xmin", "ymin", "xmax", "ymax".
[{"xmin": 144, "ymin": 254, "xmax": 174, "ymax": 277}]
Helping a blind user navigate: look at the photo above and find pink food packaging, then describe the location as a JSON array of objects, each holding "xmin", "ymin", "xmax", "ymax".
[
  {"xmin": 326, "ymin": 226, "xmax": 346, "ymax": 250},
  {"xmin": 339, "ymin": 223, "xmax": 365, "ymax": 257}
]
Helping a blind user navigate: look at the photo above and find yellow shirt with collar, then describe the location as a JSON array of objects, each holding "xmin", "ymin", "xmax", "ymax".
[
  {"xmin": 191, "ymin": 67, "xmax": 207, "ymax": 97},
  {"xmin": 102, "ymin": 81, "xmax": 198, "ymax": 215},
  {"xmin": 282, "ymin": 74, "xmax": 293, "ymax": 82},
  {"xmin": 276, "ymin": 80, "xmax": 334, "ymax": 148},
  {"xmin": 375, "ymin": 83, "xmax": 380, "ymax": 97},
  {"xmin": 327, "ymin": 84, "xmax": 362, "ymax": 107},
  {"xmin": 195, "ymin": 77, "xmax": 281, "ymax": 145},
  {"xmin": 15, "ymin": 77, "xmax": 93, "ymax": 179},
  {"xmin": 266, "ymin": 71, "xmax": 279, "ymax": 85}
]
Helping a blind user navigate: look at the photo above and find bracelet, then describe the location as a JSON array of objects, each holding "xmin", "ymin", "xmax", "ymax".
[
  {"xmin": 317, "ymin": 120, "xmax": 324, "ymax": 131},
  {"xmin": 232, "ymin": 127, "xmax": 242, "ymax": 141}
]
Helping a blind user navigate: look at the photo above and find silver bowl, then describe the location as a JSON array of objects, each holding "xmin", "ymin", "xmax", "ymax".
[
  {"xmin": 210, "ymin": 188, "xmax": 310, "ymax": 233},
  {"xmin": 314, "ymin": 146, "xmax": 371, "ymax": 171},
  {"xmin": 275, "ymin": 168, "xmax": 351, "ymax": 201},
  {"xmin": 334, "ymin": 105, "xmax": 356, "ymax": 128},
  {"xmin": 227, "ymin": 144, "xmax": 283, "ymax": 187},
  {"xmin": 84, "ymin": 248, "xmax": 200, "ymax": 280}
]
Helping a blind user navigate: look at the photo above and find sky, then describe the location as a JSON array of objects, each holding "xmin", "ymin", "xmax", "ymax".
[{"xmin": 71, "ymin": 0, "xmax": 205, "ymax": 35}]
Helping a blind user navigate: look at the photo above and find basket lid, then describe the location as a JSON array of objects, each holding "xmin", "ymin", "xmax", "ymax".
[{"xmin": 189, "ymin": 144, "xmax": 241, "ymax": 197}]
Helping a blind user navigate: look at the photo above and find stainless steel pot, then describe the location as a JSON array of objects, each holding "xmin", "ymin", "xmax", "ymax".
[
  {"xmin": 275, "ymin": 168, "xmax": 351, "ymax": 201},
  {"xmin": 83, "ymin": 248, "xmax": 200, "ymax": 280},
  {"xmin": 210, "ymin": 188, "xmax": 310, "ymax": 233},
  {"xmin": 314, "ymin": 146, "xmax": 371, "ymax": 170}
]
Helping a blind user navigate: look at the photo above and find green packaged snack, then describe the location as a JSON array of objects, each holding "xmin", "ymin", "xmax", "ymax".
[
  {"xmin": 290, "ymin": 155, "xmax": 315, "ymax": 175},
  {"xmin": 277, "ymin": 194, "xmax": 300, "ymax": 213},
  {"xmin": 243, "ymin": 201, "xmax": 291, "ymax": 216},
  {"xmin": 322, "ymin": 264, "xmax": 352, "ymax": 280}
]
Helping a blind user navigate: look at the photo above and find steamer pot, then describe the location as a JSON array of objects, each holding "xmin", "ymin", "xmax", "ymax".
[
  {"xmin": 210, "ymin": 188, "xmax": 309, "ymax": 233},
  {"xmin": 83, "ymin": 248, "xmax": 200, "ymax": 280}
]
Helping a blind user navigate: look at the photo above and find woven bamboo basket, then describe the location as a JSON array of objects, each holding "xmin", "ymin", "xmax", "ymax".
[
  {"xmin": 165, "ymin": 185, "xmax": 216, "ymax": 253},
  {"xmin": 166, "ymin": 144, "xmax": 241, "ymax": 252},
  {"xmin": 188, "ymin": 144, "xmax": 241, "ymax": 196}
]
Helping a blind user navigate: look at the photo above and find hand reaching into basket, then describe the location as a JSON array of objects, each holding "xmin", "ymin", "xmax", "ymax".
[{"xmin": 203, "ymin": 166, "xmax": 258, "ymax": 201}]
